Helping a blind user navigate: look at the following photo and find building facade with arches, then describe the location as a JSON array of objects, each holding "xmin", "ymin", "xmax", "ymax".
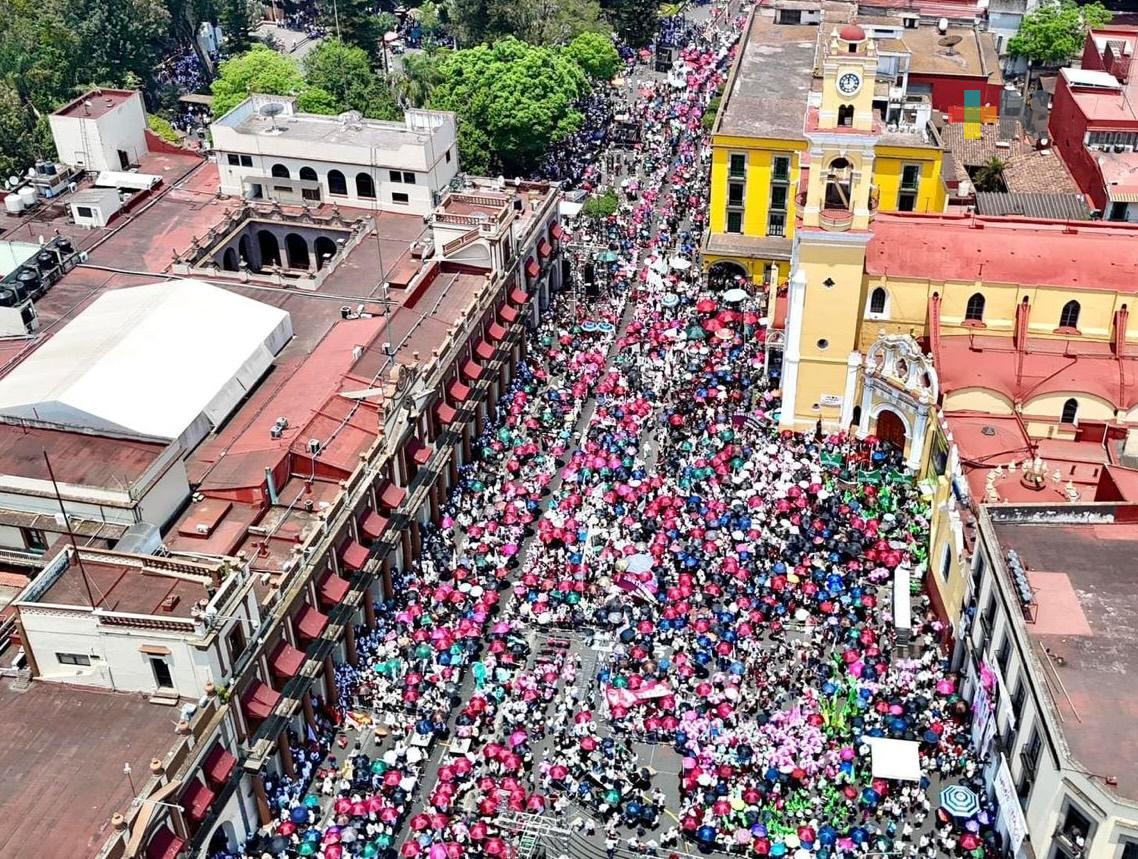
[{"xmin": 211, "ymin": 95, "xmax": 459, "ymax": 217}]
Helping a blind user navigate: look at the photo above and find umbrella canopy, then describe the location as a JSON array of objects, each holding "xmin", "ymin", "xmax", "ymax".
[
  {"xmin": 723, "ymin": 287, "xmax": 750, "ymax": 303},
  {"xmin": 940, "ymin": 784, "xmax": 981, "ymax": 818}
]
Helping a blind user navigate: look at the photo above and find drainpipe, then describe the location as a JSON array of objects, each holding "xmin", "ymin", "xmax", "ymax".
[{"xmin": 264, "ymin": 467, "xmax": 279, "ymax": 505}]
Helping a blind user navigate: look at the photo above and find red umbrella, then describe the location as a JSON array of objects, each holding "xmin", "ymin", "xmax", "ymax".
[{"xmin": 696, "ymin": 298, "xmax": 716, "ymax": 313}]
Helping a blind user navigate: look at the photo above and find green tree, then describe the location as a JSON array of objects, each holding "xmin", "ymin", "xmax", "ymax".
[
  {"xmin": 417, "ymin": 1, "xmax": 442, "ymax": 35},
  {"xmin": 0, "ymin": 82, "xmax": 48, "ymax": 178},
  {"xmin": 447, "ymin": 0, "xmax": 606, "ymax": 47},
  {"xmin": 317, "ymin": 0, "xmax": 385, "ymax": 59},
  {"xmin": 304, "ymin": 39, "xmax": 400, "ymax": 119},
  {"xmin": 68, "ymin": 0, "xmax": 171, "ymax": 88},
  {"xmin": 971, "ymin": 156, "xmax": 1009, "ymax": 192},
  {"xmin": 565, "ymin": 32, "xmax": 620, "ymax": 81},
  {"xmin": 218, "ymin": 0, "xmax": 252, "ymax": 55},
  {"xmin": 1007, "ymin": 0, "xmax": 1111, "ymax": 63},
  {"xmin": 602, "ymin": 0, "xmax": 658, "ymax": 48},
  {"xmin": 581, "ymin": 188, "xmax": 618, "ymax": 219},
  {"xmin": 394, "ymin": 51, "xmax": 445, "ymax": 108},
  {"xmin": 210, "ymin": 45, "xmax": 336, "ymax": 116},
  {"xmin": 427, "ymin": 38, "xmax": 587, "ymax": 173}
]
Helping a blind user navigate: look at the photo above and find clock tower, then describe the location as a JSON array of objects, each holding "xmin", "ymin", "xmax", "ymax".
[{"xmin": 779, "ymin": 23, "xmax": 881, "ymax": 433}]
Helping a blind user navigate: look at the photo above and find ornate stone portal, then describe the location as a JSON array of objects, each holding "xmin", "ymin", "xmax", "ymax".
[{"xmin": 855, "ymin": 334, "xmax": 939, "ymax": 470}]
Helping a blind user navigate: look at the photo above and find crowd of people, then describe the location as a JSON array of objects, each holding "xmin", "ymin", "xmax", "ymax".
[{"xmin": 216, "ymin": 3, "xmax": 1005, "ymax": 859}]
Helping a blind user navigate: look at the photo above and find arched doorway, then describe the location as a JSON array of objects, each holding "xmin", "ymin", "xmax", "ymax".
[
  {"xmin": 285, "ymin": 233, "xmax": 310, "ymax": 270},
  {"xmin": 257, "ymin": 230, "xmax": 281, "ymax": 268},
  {"xmin": 876, "ymin": 409, "xmax": 907, "ymax": 451},
  {"xmin": 314, "ymin": 236, "xmax": 337, "ymax": 270},
  {"xmin": 239, "ymin": 234, "xmax": 251, "ymax": 268},
  {"xmin": 222, "ymin": 247, "xmax": 239, "ymax": 271},
  {"xmin": 825, "ymin": 158, "xmax": 853, "ymax": 209},
  {"xmin": 708, "ymin": 260, "xmax": 748, "ymax": 290}
]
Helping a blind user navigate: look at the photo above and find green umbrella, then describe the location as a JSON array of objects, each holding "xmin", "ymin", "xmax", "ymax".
[
  {"xmin": 304, "ymin": 794, "xmax": 321, "ymax": 808},
  {"xmin": 597, "ymin": 250, "xmax": 618, "ymax": 263},
  {"xmin": 686, "ymin": 325, "xmax": 707, "ymax": 340},
  {"xmin": 298, "ymin": 843, "xmax": 317, "ymax": 857}
]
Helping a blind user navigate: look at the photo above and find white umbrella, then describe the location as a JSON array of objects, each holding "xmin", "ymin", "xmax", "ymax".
[
  {"xmin": 650, "ymin": 258, "xmax": 669, "ymax": 274},
  {"xmin": 669, "ymin": 256, "xmax": 692, "ymax": 271},
  {"xmin": 723, "ymin": 287, "xmax": 749, "ymax": 303},
  {"xmin": 406, "ymin": 746, "xmax": 424, "ymax": 764}
]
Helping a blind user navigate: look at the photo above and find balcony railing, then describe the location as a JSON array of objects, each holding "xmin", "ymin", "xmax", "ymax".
[{"xmin": 819, "ymin": 208, "xmax": 854, "ymax": 231}]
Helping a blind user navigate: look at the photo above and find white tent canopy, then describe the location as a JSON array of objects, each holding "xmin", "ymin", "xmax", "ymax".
[
  {"xmin": 862, "ymin": 736, "xmax": 922, "ymax": 782},
  {"xmin": 0, "ymin": 279, "xmax": 292, "ymax": 451}
]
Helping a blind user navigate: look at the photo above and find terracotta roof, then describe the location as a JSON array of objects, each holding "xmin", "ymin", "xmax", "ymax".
[
  {"xmin": 941, "ymin": 121, "xmax": 1081, "ymax": 195},
  {"xmin": 867, "ymin": 213, "xmax": 1138, "ymax": 292}
]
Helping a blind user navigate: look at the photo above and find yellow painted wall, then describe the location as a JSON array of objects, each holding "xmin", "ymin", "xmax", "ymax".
[
  {"xmin": 703, "ymin": 253, "xmax": 791, "ymax": 287},
  {"xmin": 791, "ymin": 240, "xmax": 870, "ymax": 425},
  {"xmin": 873, "ymin": 147, "xmax": 947, "ymax": 214},
  {"xmin": 708, "ymin": 135, "xmax": 806, "ymax": 239},
  {"xmin": 942, "ymin": 387, "xmax": 1015, "ymax": 414},
  {"xmin": 1023, "ymin": 392, "xmax": 1116, "ymax": 422}
]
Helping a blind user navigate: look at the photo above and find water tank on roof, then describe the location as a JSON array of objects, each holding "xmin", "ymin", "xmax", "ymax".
[
  {"xmin": 17, "ymin": 186, "xmax": 36, "ymax": 207},
  {"xmin": 14, "ymin": 267, "xmax": 39, "ymax": 299},
  {"xmin": 4, "ymin": 194, "xmax": 24, "ymax": 215}
]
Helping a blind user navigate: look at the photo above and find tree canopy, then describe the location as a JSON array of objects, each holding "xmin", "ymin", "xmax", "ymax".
[
  {"xmin": 426, "ymin": 38, "xmax": 588, "ymax": 174},
  {"xmin": 565, "ymin": 32, "xmax": 621, "ymax": 82},
  {"xmin": 1007, "ymin": 0, "xmax": 1111, "ymax": 63},
  {"xmin": 315, "ymin": 0, "xmax": 385, "ymax": 59},
  {"xmin": 601, "ymin": 0, "xmax": 659, "ymax": 48},
  {"xmin": 210, "ymin": 45, "xmax": 337, "ymax": 116},
  {"xmin": 304, "ymin": 39, "xmax": 400, "ymax": 119},
  {"xmin": 445, "ymin": 0, "xmax": 609, "ymax": 47}
]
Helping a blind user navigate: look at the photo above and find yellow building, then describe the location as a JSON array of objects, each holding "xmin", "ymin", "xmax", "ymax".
[
  {"xmin": 704, "ymin": 10, "xmax": 947, "ymax": 295},
  {"xmin": 702, "ymin": 7, "xmax": 1138, "ymax": 648}
]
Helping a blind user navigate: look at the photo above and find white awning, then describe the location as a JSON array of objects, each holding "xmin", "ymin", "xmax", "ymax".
[
  {"xmin": 559, "ymin": 200, "xmax": 584, "ymax": 219},
  {"xmin": 862, "ymin": 736, "xmax": 922, "ymax": 782},
  {"xmin": 893, "ymin": 565, "xmax": 912, "ymax": 637}
]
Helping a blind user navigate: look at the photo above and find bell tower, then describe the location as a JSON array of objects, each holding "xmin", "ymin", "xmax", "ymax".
[{"xmin": 779, "ymin": 23, "xmax": 881, "ymax": 433}]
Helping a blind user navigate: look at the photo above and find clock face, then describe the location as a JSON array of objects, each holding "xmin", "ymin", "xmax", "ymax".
[{"xmin": 837, "ymin": 72, "xmax": 861, "ymax": 96}]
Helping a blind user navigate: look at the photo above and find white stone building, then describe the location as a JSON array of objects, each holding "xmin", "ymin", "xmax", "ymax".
[
  {"xmin": 48, "ymin": 89, "xmax": 149, "ymax": 172},
  {"xmin": 211, "ymin": 96, "xmax": 459, "ymax": 217}
]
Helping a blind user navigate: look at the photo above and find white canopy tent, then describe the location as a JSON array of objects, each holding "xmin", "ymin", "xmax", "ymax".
[
  {"xmin": 862, "ymin": 736, "xmax": 922, "ymax": 782},
  {"xmin": 0, "ymin": 279, "xmax": 292, "ymax": 451},
  {"xmin": 864, "ymin": 737, "xmax": 919, "ymax": 782}
]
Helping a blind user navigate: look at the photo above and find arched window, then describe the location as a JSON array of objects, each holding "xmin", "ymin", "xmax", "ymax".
[
  {"xmin": 1059, "ymin": 300, "xmax": 1081, "ymax": 330},
  {"xmin": 356, "ymin": 172, "xmax": 376, "ymax": 199},
  {"xmin": 299, "ymin": 166, "xmax": 317, "ymax": 181},
  {"xmin": 869, "ymin": 287, "xmax": 887, "ymax": 315},
  {"xmin": 1061, "ymin": 398, "xmax": 1079, "ymax": 424},
  {"xmin": 825, "ymin": 158, "xmax": 853, "ymax": 210},
  {"xmin": 328, "ymin": 169, "xmax": 347, "ymax": 196},
  {"xmin": 837, "ymin": 104, "xmax": 854, "ymax": 127},
  {"xmin": 270, "ymin": 164, "xmax": 290, "ymax": 179},
  {"xmin": 965, "ymin": 292, "xmax": 986, "ymax": 322}
]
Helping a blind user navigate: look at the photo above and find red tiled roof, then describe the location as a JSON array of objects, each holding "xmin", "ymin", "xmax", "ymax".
[{"xmin": 868, "ymin": 214, "xmax": 1138, "ymax": 292}]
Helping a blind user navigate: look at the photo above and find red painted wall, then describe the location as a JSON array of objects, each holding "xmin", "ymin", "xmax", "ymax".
[
  {"xmin": 908, "ymin": 73, "xmax": 1003, "ymax": 115},
  {"xmin": 1048, "ymin": 77, "xmax": 1107, "ymax": 212}
]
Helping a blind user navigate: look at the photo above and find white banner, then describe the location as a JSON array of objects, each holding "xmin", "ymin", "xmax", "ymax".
[{"xmin": 994, "ymin": 754, "xmax": 1028, "ymax": 854}]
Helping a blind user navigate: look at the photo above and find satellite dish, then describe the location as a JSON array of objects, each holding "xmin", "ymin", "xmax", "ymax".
[
  {"xmin": 938, "ymin": 34, "xmax": 963, "ymax": 54},
  {"xmin": 260, "ymin": 101, "xmax": 286, "ymax": 132}
]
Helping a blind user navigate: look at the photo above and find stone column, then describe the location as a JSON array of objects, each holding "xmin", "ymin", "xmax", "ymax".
[
  {"xmin": 251, "ymin": 774, "xmax": 273, "ymax": 827},
  {"xmin": 323, "ymin": 655, "xmax": 338, "ymax": 706},
  {"xmin": 345, "ymin": 620, "xmax": 358, "ymax": 667},
  {"xmin": 277, "ymin": 731, "xmax": 296, "ymax": 778}
]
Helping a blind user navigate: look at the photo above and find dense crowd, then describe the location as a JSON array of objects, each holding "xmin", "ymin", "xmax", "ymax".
[{"xmin": 214, "ymin": 3, "xmax": 1004, "ymax": 859}]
